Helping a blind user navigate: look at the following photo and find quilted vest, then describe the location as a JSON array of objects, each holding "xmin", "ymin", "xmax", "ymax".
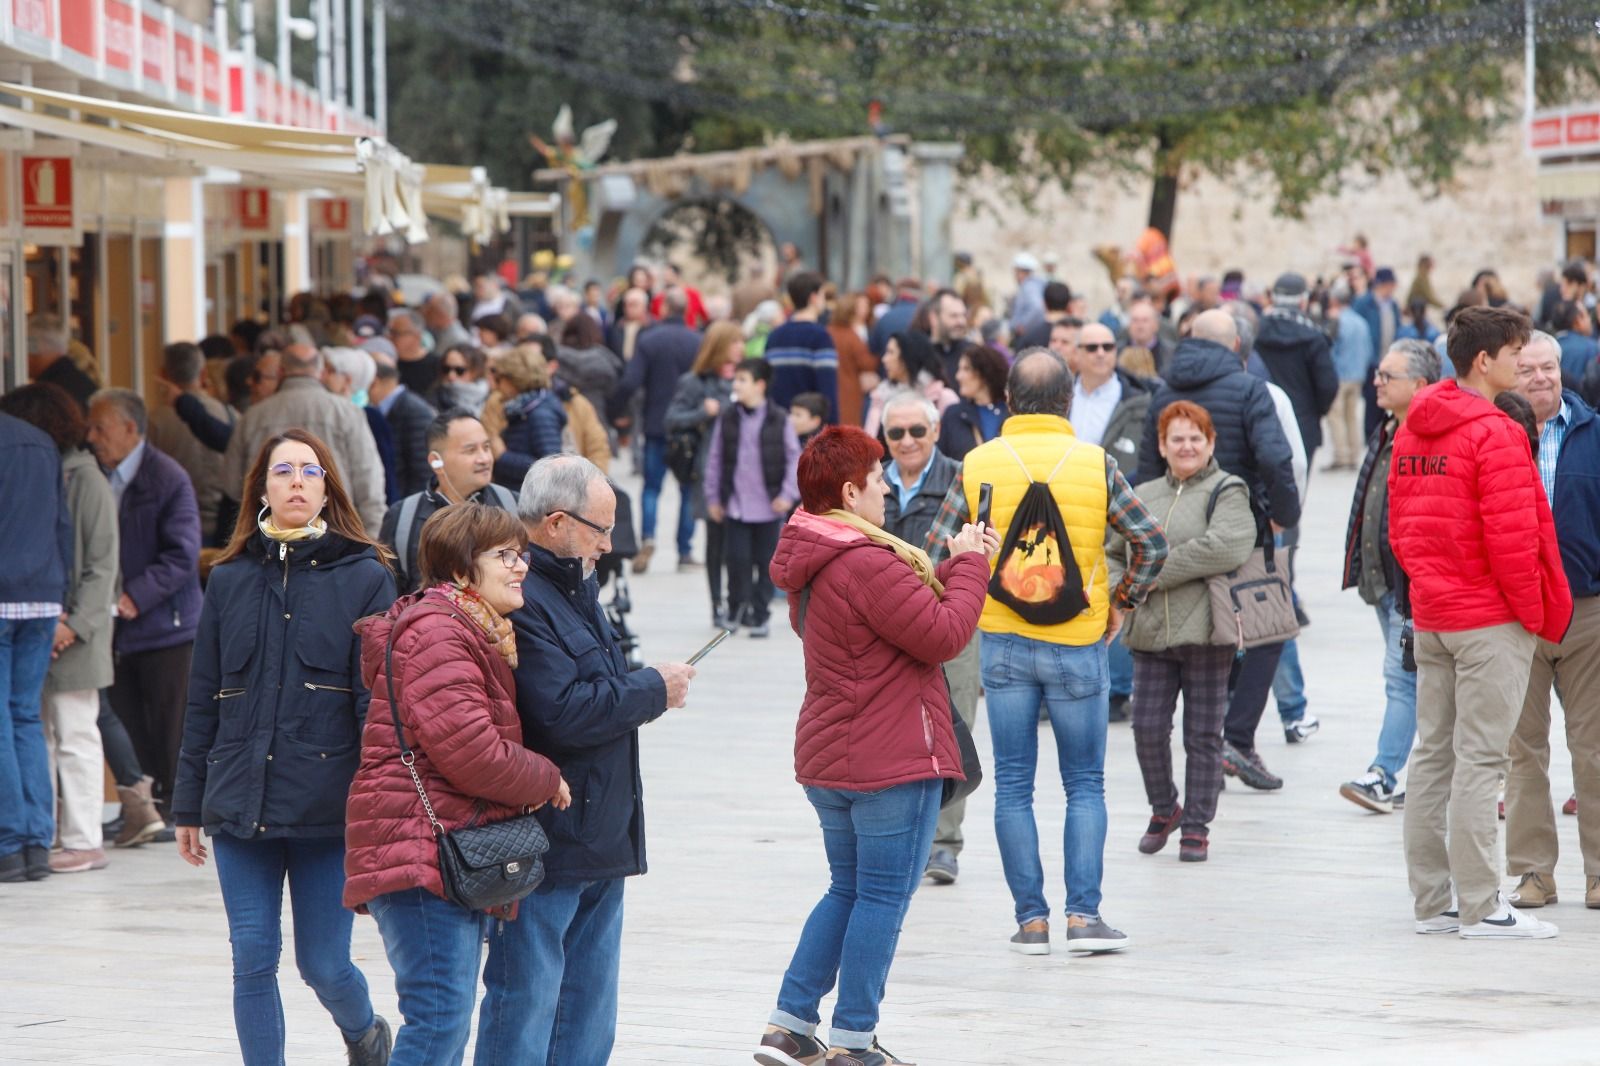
[{"xmin": 962, "ymin": 414, "xmax": 1110, "ymax": 645}]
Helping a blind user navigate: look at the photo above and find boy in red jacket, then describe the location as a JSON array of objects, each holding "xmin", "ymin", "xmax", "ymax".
[{"xmin": 1388, "ymin": 306, "xmax": 1574, "ymax": 941}]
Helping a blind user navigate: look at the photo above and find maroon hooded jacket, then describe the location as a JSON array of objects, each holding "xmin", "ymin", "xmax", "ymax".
[
  {"xmin": 769, "ymin": 509, "xmax": 990, "ymax": 792},
  {"xmin": 343, "ymin": 589, "xmax": 563, "ymax": 911}
]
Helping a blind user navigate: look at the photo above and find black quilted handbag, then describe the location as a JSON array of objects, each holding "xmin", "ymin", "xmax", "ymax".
[{"xmin": 384, "ymin": 632, "xmax": 549, "ymax": 912}]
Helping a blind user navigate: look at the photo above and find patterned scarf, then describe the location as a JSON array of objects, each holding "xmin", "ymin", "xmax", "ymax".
[{"xmin": 440, "ymin": 583, "xmax": 518, "ymax": 667}]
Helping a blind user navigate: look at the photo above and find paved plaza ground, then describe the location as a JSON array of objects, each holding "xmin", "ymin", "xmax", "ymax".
[{"xmin": 5, "ymin": 462, "xmax": 1600, "ymax": 1064}]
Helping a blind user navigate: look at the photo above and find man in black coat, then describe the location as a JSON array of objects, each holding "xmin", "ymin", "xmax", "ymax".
[
  {"xmin": 28, "ymin": 321, "xmax": 97, "ymax": 413},
  {"xmin": 477, "ymin": 455, "xmax": 695, "ymax": 1065},
  {"xmin": 1254, "ymin": 273, "xmax": 1339, "ymax": 468},
  {"xmin": 367, "ymin": 352, "xmax": 436, "ymax": 498}
]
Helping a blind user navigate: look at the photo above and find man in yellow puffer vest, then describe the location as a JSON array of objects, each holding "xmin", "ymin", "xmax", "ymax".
[{"xmin": 926, "ymin": 349, "xmax": 1168, "ymax": 958}]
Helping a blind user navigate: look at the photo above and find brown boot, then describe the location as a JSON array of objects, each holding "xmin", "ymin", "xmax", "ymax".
[
  {"xmin": 113, "ymin": 776, "xmax": 167, "ymax": 848},
  {"xmin": 1509, "ymin": 872, "xmax": 1557, "ymax": 908}
]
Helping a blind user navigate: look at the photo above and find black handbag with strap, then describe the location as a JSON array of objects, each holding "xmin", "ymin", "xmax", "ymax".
[{"xmin": 384, "ymin": 631, "xmax": 549, "ymax": 912}]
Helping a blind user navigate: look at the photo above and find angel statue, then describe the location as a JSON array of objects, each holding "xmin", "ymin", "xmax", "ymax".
[{"xmin": 530, "ymin": 104, "xmax": 617, "ymax": 231}]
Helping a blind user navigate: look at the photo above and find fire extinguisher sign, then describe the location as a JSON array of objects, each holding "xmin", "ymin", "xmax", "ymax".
[{"xmin": 22, "ymin": 157, "xmax": 74, "ymax": 229}]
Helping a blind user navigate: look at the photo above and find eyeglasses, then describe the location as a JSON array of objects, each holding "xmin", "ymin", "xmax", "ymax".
[
  {"xmin": 267, "ymin": 462, "xmax": 326, "ymax": 480},
  {"xmin": 480, "ymin": 547, "xmax": 528, "ymax": 570},
  {"xmin": 442, "ymin": 363, "xmax": 470, "ymax": 377},
  {"xmin": 556, "ymin": 510, "xmax": 614, "ymax": 538},
  {"xmin": 1080, "ymin": 342, "xmax": 1117, "ymax": 353},
  {"xmin": 885, "ymin": 424, "xmax": 929, "ymax": 441}
]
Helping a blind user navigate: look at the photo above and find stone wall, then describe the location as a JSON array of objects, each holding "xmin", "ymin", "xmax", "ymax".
[{"xmin": 951, "ymin": 119, "xmax": 1563, "ymax": 318}]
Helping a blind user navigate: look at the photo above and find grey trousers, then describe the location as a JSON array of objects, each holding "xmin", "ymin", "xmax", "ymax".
[{"xmin": 933, "ymin": 634, "xmax": 982, "ymax": 855}]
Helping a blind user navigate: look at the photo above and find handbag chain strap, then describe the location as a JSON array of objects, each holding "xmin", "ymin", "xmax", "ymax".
[{"xmin": 385, "ymin": 628, "xmax": 445, "ymax": 837}]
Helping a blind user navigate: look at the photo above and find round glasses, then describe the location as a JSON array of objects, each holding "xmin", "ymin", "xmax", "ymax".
[
  {"xmin": 267, "ymin": 462, "xmax": 326, "ymax": 480},
  {"xmin": 480, "ymin": 547, "xmax": 528, "ymax": 569}
]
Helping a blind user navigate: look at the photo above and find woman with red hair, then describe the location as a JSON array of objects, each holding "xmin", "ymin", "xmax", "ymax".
[{"xmin": 753, "ymin": 426, "xmax": 996, "ymax": 1066}]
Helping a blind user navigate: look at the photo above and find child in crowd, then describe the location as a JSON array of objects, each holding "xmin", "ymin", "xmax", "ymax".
[
  {"xmin": 788, "ymin": 392, "xmax": 829, "ymax": 450},
  {"xmin": 704, "ymin": 358, "xmax": 801, "ymax": 638}
]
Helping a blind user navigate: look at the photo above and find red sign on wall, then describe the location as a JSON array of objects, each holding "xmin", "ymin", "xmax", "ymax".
[
  {"xmin": 175, "ymin": 35, "xmax": 197, "ymax": 97},
  {"xmin": 62, "ymin": 0, "xmax": 96, "ymax": 56},
  {"xmin": 22, "ymin": 157, "xmax": 75, "ymax": 229},
  {"xmin": 319, "ymin": 199, "xmax": 351, "ymax": 232},
  {"xmin": 1568, "ymin": 111, "xmax": 1600, "ymax": 147},
  {"xmin": 239, "ymin": 188, "xmax": 272, "ymax": 231},
  {"xmin": 13, "ymin": 0, "xmax": 52, "ymax": 37},
  {"xmin": 105, "ymin": 1, "xmax": 136, "ymax": 72},
  {"xmin": 202, "ymin": 45, "xmax": 223, "ymax": 105},
  {"xmin": 141, "ymin": 13, "xmax": 168, "ymax": 83}
]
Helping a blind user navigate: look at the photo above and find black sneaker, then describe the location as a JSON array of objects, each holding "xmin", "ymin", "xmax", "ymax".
[
  {"xmin": 825, "ymin": 1041, "xmax": 912, "ymax": 1065},
  {"xmin": 1339, "ymin": 769, "xmax": 1394, "ymax": 813},
  {"xmin": 1108, "ymin": 694, "xmax": 1129, "ymax": 723},
  {"xmin": 755, "ymin": 1024, "xmax": 826, "ymax": 1066},
  {"xmin": 1221, "ymin": 741, "xmax": 1283, "ymax": 791},
  {"xmin": 1282, "ymin": 715, "xmax": 1319, "ymax": 744},
  {"xmin": 345, "ymin": 1015, "xmax": 391, "ymax": 1066},
  {"xmin": 0, "ymin": 851, "xmax": 25, "ymax": 883},
  {"xmin": 23, "ymin": 845, "xmax": 51, "ymax": 881}
]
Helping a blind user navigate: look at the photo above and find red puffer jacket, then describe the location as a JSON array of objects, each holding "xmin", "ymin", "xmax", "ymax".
[
  {"xmin": 769, "ymin": 509, "xmax": 990, "ymax": 792},
  {"xmin": 343, "ymin": 589, "xmax": 563, "ymax": 911},
  {"xmin": 1388, "ymin": 380, "xmax": 1572, "ymax": 643}
]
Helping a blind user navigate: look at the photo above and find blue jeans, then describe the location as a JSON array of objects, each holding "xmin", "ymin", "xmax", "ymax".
[
  {"xmin": 370, "ymin": 888, "xmax": 490, "ymax": 1066},
  {"xmin": 981, "ymin": 631, "xmax": 1109, "ymax": 922},
  {"xmin": 475, "ymin": 877, "xmax": 625, "ymax": 1066},
  {"xmin": 0, "ymin": 617, "xmax": 55, "ymax": 857},
  {"xmin": 771, "ymin": 778, "xmax": 941, "ymax": 1049},
  {"xmin": 1107, "ymin": 631, "xmax": 1133, "ymax": 700},
  {"xmin": 210, "ymin": 834, "xmax": 375, "ymax": 1066},
  {"xmin": 1271, "ymin": 638, "xmax": 1308, "ymax": 724},
  {"xmin": 641, "ymin": 435, "xmax": 696, "ymax": 558},
  {"xmin": 1371, "ymin": 590, "xmax": 1419, "ymax": 789}
]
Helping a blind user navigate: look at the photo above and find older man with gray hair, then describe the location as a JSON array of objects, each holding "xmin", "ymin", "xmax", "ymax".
[
  {"xmin": 877, "ymin": 389, "xmax": 980, "ymax": 884},
  {"xmin": 476, "ymin": 454, "xmax": 695, "ymax": 1064},
  {"xmin": 1502, "ymin": 330, "xmax": 1600, "ymax": 910},
  {"xmin": 1338, "ymin": 338, "xmax": 1443, "ymax": 814},
  {"xmin": 221, "ymin": 342, "xmax": 386, "ymax": 531}
]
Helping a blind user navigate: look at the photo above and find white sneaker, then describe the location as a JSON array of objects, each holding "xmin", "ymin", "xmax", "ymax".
[
  {"xmin": 1459, "ymin": 896, "xmax": 1559, "ymax": 940},
  {"xmin": 1414, "ymin": 908, "xmax": 1459, "ymax": 935}
]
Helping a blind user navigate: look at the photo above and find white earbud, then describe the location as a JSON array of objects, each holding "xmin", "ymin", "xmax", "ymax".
[{"xmin": 430, "ymin": 457, "xmax": 445, "ymax": 470}]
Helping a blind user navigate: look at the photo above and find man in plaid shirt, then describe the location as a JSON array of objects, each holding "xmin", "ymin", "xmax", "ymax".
[{"xmin": 925, "ymin": 349, "xmax": 1166, "ymax": 958}]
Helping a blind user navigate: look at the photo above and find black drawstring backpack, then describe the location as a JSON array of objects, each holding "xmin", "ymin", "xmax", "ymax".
[{"xmin": 986, "ymin": 440, "xmax": 1090, "ymax": 626}]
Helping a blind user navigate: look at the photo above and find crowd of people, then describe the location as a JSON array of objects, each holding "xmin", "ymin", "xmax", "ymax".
[{"xmin": 2, "ymin": 240, "xmax": 1599, "ymax": 1066}]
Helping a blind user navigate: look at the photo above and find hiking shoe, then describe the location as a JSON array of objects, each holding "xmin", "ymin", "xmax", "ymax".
[
  {"xmin": 1108, "ymin": 694, "xmax": 1129, "ymax": 723},
  {"xmin": 1178, "ymin": 834, "xmax": 1209, "ymax": 862},
  {"xmin": 113, "ymin": 776, "xmax": 166, "ymax": 848},
  {"xmin": 1415, "ymin": 908, "xmax": 1460, "ymax": 934},
  {"xmin": 1460, "ymin": 896, "xmax": 1558, "ymax": 940},
  {"xmin": 1009, "ymin": 919, "xmax": 1050, "ymax": 955},
  {"xmin": 1509, "ymin": 872, "xmax": 1557, "ymax": 908},
  {"xmin": 1283, "ymin": 715, "xmax": 1319, "ymax": 744},
  {"xmin": 49, "ymin": 848, "xmax": 108, "ymax": 873},
  {"xmin": 1138, "ymin": 804, "xmax": 1183, "ymax": 854},
  {"xmin": 345, "ymin": 1015, "xmax": 391, "ymax": 1066},
  {"xmin": 755, "ymin": 1024, "xmax": 826, "ymax": 1066},
  {"xmin": 1222, "ymin": 741, "xmax": 1282, "ymax": 791},
  {"xmin": 631, "ymin": 538, "xmax": 656, "ymax": 574},
  {"xmin": 1564, "ymin": 793, "xmax": 1578, "ymax": 816},
  {"xmin": 1066, "ymin": 914, "xmax": 1130, "ymax": 953},
  {"xmin": 825, "ymin": 1041, "xmax": 912, "ymax": 1066},
  {"xmin": 1587, "ymin": 877, "xmax": 1600, "ymax": 909},
  {"xmin": 924, "ymin": 848, "xmax": 958, "ymax": 885},
  {"xmin": 1339, "ymin": 769, "xmax": 1394, "ymax": 813},
  {"xmin": 1392, "ymin": 790, "xmax": 1405, "ymax": 810}
]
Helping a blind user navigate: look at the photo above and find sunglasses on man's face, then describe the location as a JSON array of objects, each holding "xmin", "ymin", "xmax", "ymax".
[
  {"xmin": 885, "ymin": 424, "xmax": 929, "ymax": 441},
  {"xmin": 1080, "ymin": 342, "xmax": 1117, "ymax": 353}
]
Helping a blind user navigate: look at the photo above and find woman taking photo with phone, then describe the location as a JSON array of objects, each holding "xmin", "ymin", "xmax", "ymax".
[
  {"xmin": 756, "ymin": 425, "xmax": 996, "ymax": 1066},
  {"xmin": 345, "ymin": 503, "xmax": 570, "ymax": 1066},
  {"xmin": 172, "ymin": 429, "xmax": 397, "ymax": 1066}
]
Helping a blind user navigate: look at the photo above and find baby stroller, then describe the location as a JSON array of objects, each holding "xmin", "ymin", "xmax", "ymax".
[{"xmin": 597, "ymin": 481, "xmax": 644, "ymax": 671}]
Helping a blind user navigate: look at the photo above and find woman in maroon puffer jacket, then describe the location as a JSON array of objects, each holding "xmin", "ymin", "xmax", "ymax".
[
  {"xmin": 344, "ymin": 503, "xmax": 567, "ymax": 1066},
  {"xmin": 752, "ymin": 426, "xmax": 995, "ymax": 1066}
]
